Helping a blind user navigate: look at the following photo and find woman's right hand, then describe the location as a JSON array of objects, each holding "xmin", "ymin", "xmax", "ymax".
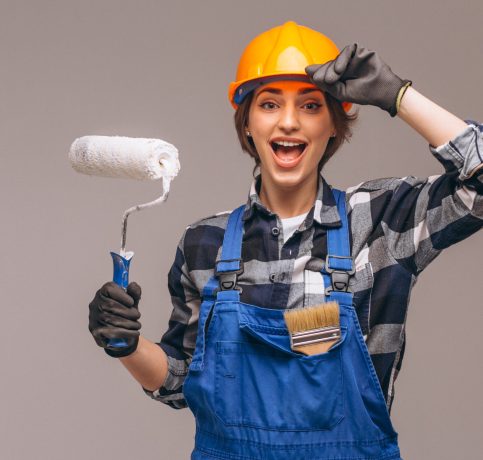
[{"xmin": 88, "ymin": 281, "xmax": 142, "ymax": 358}]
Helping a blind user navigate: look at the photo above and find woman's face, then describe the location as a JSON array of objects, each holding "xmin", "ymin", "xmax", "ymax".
[{"xmin": 247, "ymin": 80, "xmax": 335, "ymax": 190}]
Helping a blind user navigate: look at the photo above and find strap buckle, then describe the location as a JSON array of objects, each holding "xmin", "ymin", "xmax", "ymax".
[
  {"xmin": 324, "ymin": 255, "xmax": 355, "ymax": 295},
  {"xmin": 214, "ymin": 259, "xmax": 244, "ymax": 292}
]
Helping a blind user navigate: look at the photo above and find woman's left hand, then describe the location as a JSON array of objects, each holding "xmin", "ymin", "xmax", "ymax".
[{"xmin": 306, "ymin": 43, "xmax": 411, "ymax": 117}]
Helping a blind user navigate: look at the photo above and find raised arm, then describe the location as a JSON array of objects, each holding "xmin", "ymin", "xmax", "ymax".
[
  {"xmin": 307, "ymin": 44, "xmax": 482, "ymax": 275},
  {"xmin": 397, "ymin": 86, "xmax": 473, "ymax": 151},
  {"xmin": 306, "ymin": 42, "xmax": 472, "ymax": 149}
]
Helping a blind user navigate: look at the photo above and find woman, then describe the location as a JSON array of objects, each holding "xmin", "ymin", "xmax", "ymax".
[{"xmin": 88, "ymin": 22, "xmax": 482, "ymax": 459}]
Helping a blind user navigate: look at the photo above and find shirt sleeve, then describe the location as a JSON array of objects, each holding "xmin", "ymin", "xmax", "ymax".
[
  {"xmin": 143, "ymin": 227, "xmax": 201, "ymax": 409},
  {"xmin": 382, "ymin": 121, "xmax": 483, "ymax": 275}
]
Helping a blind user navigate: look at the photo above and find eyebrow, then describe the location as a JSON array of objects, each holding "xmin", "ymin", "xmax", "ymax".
[
  {"xmin": 256, "ymin": 87, "xmax": 322, "ymax": 97},
  {"xmin": 299, "ymin": 88, "xmax": 321, "ymax": 95}
]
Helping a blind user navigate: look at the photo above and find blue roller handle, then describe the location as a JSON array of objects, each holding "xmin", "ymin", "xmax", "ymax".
[{"xmin": 108, "ymin": 251, "xmax": 134, "ymax": 348}]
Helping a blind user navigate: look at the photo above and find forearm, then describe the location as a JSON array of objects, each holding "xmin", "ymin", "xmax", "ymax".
[
  {"xmin": 397, "ymin": 86, "xmax": 468, "ymax": 147},
  {"xmin": 119, "ymin": 335, "xmax": 168, "ymax": 391}
]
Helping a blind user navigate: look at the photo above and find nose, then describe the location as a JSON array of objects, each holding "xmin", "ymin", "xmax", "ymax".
[{"xmin": 277, "ymin": 102, "xmax": 300, "ymax": 133}]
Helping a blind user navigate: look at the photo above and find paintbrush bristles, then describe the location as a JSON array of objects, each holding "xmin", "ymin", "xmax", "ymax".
[{"xmin": 284, "ymin": 302, "xmax": 340, "ymax": 333}]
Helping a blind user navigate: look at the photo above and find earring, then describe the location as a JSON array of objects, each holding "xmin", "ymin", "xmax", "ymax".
[
  {"xmin": 330, "ymin": 133, "xmax": 336, "ymax": 138},
  {"xmin": 246, "ymin": 130, "xmax": 251, "ymax": 137}
]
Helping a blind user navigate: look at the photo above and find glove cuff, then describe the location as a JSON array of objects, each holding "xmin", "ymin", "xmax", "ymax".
[
  {"xmin": 104, "ymin": 337, "xmax": 139, "ymax": 358},
  {"xmin": 389, "ymin": 79, "xmax": 412, "ymax": 117}
]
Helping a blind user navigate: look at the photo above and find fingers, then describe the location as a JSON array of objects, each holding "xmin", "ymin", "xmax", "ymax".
[
  {"xmin": 89, "ymin": 296, "xmax": 141, "ymax": 326},
  {"xmin": 321, "ymin": 61, "xmax": 338, "ymax": 85},
  {"xmin": 89, "ymin": 295, "xmax": 140, "ymax": 320},
  {"xmin": 306, "ymin": 61, "xmax": 340, "ymax": 90},
  {"xmin": 333, "ymin": 43, "xmax": 357, "ymax": 75},
  {"xmin": 306, "ymin": 43, "xmax": 358, "ymax": 86},
  {"xmin": 100, "ymin": 300, "xmax": 141, "ymax": 320},
  {"xmin": 305, "ymin": 64, "xmax": 320, "ymax": 78},
  {"xmin": 98, "ymin": 312, "xmax": 142, "ymax": 330},
  {"xmin": 100, "ymin": 282, "xmax": 135, "ymax": 307},
  {"xmin": 305, "ymin": 62, "xmax": 330, "ymax": 90},
  {"xmin": 127, "ymin": 282, "xmax": 142, "ymax": 304}
]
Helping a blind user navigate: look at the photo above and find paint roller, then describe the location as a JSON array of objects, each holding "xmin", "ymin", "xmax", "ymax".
[{"xmin": 69, "ymin": 135, "xmax": 180, "ymax": 348}]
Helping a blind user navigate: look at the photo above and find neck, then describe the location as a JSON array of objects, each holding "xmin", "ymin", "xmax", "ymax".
[{"xmin": 259, "ymin": 172, "xmax": 318, "ymax": 218}]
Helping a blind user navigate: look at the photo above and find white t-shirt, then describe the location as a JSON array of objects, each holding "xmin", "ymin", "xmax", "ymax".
[{"xmin": 280, "ymin": 212, "xmax": 309, "ymax": 244}]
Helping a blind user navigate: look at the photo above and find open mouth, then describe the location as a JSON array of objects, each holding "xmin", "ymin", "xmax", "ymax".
[{"xmin": 270, "ymin": 140, "xmax": 307, "ymax": 168}]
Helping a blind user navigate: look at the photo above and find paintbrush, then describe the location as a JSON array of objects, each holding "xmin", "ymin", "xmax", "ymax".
[{"xmin": 283, "ymin": 302, "xmax": 341, "ymax": 356}]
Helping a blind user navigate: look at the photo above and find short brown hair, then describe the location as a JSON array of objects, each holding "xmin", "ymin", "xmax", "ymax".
[{"xmin": 234, "ymin": 91, "xmax": 357, "ymax": 174}]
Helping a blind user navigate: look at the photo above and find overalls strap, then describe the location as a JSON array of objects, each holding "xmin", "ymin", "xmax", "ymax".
[
  {"xmin": 214, "ymin": 204, "xmax": 245, "ymax": 301},
  {"xmin": 200, "ymin": 205, "xmax": 245, "ymax": 301},
  {"xmin": 217, "ymin": 205, "xmax": 245, "ymax": 271},
  {"xmin": 191, "ymin": 206, "xmax": 246, "ymax": 371},
  {"xmin": 324, "ymin": 189, "xmax": 354, "ymax": 306}
]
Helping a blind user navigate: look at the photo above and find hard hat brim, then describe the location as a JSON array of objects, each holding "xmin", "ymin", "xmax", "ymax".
[
  {"xmin": 228, "ymin": 74, "xmax": 353, "ymax": 113},
  {"xmin": 232, "ymin": 74, "xmax": 313, "ymax": 106}
]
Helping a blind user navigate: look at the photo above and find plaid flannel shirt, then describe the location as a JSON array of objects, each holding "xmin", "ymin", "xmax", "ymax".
[{"xmin": 145, "ymin": 121, "xmax": 483, "ymax": 412}]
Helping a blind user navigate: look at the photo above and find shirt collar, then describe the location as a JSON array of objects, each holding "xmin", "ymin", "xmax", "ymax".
[{"xmin": 242, "ymin": 173, "xmax": 342, "ymax": 228}]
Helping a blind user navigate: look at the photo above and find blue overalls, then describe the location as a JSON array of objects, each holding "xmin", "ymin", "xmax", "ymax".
[{"xmin": 183, "ymin": 189, "xmax": 402, "ymax": 460}]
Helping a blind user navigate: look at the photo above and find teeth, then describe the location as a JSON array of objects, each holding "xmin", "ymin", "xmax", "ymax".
[{"xmin": 274, "ymin": 141, "xmax": 305, "ymax": 147}]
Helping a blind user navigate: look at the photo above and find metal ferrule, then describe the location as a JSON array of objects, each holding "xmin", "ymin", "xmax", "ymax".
[{"xmin": 290, "ymin": 326, "xmax": 341, "ymax": 347}]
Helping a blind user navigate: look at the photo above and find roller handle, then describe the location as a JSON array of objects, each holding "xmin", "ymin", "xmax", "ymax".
[{"xmin": 108, "ymin": 251, "xmax": 133, "ymax": 348}]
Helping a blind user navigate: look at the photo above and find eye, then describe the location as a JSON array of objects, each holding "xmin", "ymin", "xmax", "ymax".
[
  {"xmin": 260, "ymin": 101, "xmax": 278, "ymax": 110},
  {"xmin": 303, "ymin": 102, "xmax": 322, "ymax": 111}
]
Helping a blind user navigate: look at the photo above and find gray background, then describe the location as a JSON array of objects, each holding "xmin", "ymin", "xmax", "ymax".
[{"xmin": 1, "ymin": 1, "xmax": 482, "ymax": 459}]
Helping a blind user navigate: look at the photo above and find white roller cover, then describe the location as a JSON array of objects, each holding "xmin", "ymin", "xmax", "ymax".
[{"xmin": 69, "ymin": 135, "xmax": 180, "ymax": 182}]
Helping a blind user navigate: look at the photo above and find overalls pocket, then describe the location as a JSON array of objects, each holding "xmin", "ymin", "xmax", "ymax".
[{"xmin": 214, "ymin": 319, "xmax": 348, "ymax": 431}]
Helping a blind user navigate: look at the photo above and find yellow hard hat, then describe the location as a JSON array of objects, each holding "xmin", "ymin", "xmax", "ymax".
[{"xmin": 228, "ymin": 21, "xmax": 351, "ymax": 111}]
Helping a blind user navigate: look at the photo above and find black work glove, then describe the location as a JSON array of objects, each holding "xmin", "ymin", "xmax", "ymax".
[
  {"xmin": 306, "ymin": 43, "xmax": 411, "ymax": 117},
  {"xmin": 88, "ymin": 281, "xmax": 142, "ymax": 358}
]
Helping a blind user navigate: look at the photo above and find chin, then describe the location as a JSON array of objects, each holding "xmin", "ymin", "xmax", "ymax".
[{"xmin": 266, "ymin": 168, "xmax": 313, "ymax": 190}]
